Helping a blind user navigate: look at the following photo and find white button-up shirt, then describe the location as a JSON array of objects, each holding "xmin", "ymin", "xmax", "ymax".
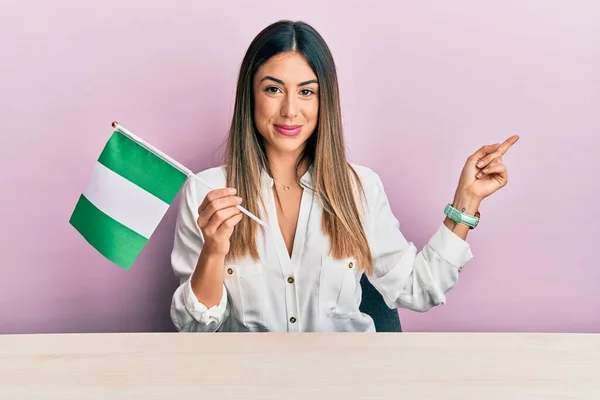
[{"xmin": 170, "ymin": 164, "xmax": 473, "ymax": 332}]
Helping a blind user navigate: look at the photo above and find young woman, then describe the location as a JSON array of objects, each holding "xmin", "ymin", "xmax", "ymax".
[{"xmin": 169, "ymin": 20, "xmax": 519, "ymax": 332}]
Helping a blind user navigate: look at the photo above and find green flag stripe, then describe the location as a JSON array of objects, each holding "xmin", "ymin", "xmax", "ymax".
[
  {"xmin": 98, "ymin": 130, "xmax": 188, "ymax": 204},
  {"xmin": 69, "ymin": 194, "xmax": 147, "ymax": 269}
]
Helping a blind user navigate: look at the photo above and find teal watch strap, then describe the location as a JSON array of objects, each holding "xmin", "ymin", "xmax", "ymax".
[{"xmin": 444, "ymin": 203, "xmax": 480, "ymax": 229}]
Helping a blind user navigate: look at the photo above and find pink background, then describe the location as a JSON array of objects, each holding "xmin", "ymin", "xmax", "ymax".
[{"xmin": 1, "ymin": 0, "xmax": 598, "ymax": 334}]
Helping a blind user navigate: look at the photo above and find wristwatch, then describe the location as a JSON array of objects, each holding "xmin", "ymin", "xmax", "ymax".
[{"xmin": 444, "ymin": 203, "xmax": 481, "ymax": 229}]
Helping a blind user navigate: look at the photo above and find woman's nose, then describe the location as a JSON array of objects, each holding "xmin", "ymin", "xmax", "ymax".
[{"xmin": 280, "ymin": 95, "xmax": 299, "ymax": 118}]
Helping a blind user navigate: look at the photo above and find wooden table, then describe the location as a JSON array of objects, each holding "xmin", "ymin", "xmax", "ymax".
[{"xmin": 1, "ymin": 332, "xmax": 599, "ymax": 399}]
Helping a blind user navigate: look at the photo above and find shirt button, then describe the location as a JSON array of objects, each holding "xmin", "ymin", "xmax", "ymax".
[
  {"xmin": 290, "ymin": 317, "xmax": 297, "ymax": 323},
  {"xmin": 348, "ymin": 261, "xmax": 354, "ymax": 269},
  {"xmin": 287, "ymin": 277, "xmax": 294, "ymax": 284},
  {"xmin": 227, "ymin": 268, "xmax": 233, "ymax": 275}
]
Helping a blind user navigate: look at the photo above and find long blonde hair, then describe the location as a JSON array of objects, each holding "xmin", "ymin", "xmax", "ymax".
[{"xmin": 224, "ymin": 20, "xmax": 375, "ymax": 275}]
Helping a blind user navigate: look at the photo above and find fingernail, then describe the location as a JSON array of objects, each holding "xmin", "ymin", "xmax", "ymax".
[
  {"xmin": 229, "ymin": 188, "xmax": 237, "ymax": 195},
  {"xmin": 476, "ymin": 172, "xmax": 483, "ymax": 178},
  {"xmin": 236, "ymin": 197, "xmax": 243, "ymax": 203},
  {"xmin": 477, "ymin": 161, "xmax": 484, "ymax": 168}
]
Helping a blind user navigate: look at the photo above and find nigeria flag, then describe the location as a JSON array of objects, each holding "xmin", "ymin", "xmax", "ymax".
[{"xmin": 70, "ymin": 125, "xmax": 189, "ymax": 269}]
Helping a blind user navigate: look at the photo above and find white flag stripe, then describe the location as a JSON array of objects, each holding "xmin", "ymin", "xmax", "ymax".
[{"xmin": 83, "ymin": 162, "xmax": 169, "ymax": 239}]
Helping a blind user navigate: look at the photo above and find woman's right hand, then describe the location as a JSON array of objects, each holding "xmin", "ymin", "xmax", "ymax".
[{"xmin": 196, "ymin": 188, "xmax": 244, "ymax": 257}]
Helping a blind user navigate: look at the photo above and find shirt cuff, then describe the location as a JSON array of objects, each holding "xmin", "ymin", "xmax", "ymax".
[
  {"xmin": 428, "ymin": 223, "xmax": 474, "ymax": 270},
  {"xmin": 183, "ymin": 279, "xmax": 227, "ymax": 325}
]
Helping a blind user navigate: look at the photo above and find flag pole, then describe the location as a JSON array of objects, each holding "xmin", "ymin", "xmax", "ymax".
[{"xmin": 111, "ymin": 121, "xmax": 269, "ymax": 230}]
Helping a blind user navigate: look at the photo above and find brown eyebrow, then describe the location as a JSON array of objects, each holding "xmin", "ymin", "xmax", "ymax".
[
  {"xmin": 299, "ymin": 79, "xmax": 318, "ymax": 86},
  {"xmin": 260, "ymin": 76, "xmax": 318, "ymax": 86}
]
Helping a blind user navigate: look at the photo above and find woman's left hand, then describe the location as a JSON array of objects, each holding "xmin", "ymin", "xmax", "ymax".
[{"xmin": 456, "ymin": 135, "xmax": 520, "ymax": 202}]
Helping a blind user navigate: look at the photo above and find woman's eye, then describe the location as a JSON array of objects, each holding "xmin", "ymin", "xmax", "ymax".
[
  {"xmin": 300, "ymin": 89, "xmax": 314, "ymax": 96},
  {"xmin": 266, "ymin": 86, "xmax": 281, "ymax": 94}
]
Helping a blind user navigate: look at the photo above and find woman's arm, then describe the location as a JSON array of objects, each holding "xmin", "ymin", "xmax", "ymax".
[
  {"xmin": 363, "ymin": 170, "xmax": 473, "ymax": 312},
  {"xmin": 365, "ymin": 136, "xmax": 518, "ymax": 312},
  {"xmin": 170, "ymin": 177, "xmax": 241, "ymax": 332}
]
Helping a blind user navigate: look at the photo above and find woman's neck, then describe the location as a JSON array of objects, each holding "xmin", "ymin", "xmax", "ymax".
[{"xmin": 266, "ymin": 148, "xmax": 309, "ymax": 185}]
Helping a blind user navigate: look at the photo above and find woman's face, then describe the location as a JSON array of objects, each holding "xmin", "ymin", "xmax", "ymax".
[{"xmin": 253, "ymin": 51, "xmax": 319, "ymax": 157}]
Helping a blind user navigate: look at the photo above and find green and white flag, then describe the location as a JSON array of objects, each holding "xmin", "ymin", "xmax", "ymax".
[{"xmin": 69, "ymin": 124, "xmax": 189, "ymax": 269}]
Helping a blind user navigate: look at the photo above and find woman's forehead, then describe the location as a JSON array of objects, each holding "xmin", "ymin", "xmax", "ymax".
[{"xmin": 256, "ymin": 52, "xmax": 317, "ymax": 84}]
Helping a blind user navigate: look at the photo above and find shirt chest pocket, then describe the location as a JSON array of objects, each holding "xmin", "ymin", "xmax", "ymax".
[
  {"xmin": 319, "ymin": 255, "xmax": 361, "ymax": 318},
  {"xmin": 223, "ymin": 263, "xmax": 270, "ymax": 331}
]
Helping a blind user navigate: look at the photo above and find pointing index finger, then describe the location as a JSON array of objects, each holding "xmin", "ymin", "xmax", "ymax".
[{"xmin": 498, "ymin": 135, "xmax": 520, "ymax": 155}]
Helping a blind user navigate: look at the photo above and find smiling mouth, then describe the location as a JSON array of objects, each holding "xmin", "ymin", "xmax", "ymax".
[{"xmin": 274, "ymin": 124, "xmax": 303, "ymax": 137}]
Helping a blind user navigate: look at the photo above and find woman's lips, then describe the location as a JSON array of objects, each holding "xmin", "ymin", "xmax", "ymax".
[{"xmin": 274, "ymin": 124, "xmax": 303, "ymax": 136}]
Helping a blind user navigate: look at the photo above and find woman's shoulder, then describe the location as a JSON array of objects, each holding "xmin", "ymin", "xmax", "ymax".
[
  {"xmin": 347, "ymin": 163, "xmax": 388, "ymax": 219},
  {"xmin": 194, "ymin": 164, "xmax": 227, "ymax": 186},
  {"xmin": 348, "ymin": 162, "xmax": 384, "ymax": 193},
  {"xmin": 182, "ymin": 165, "xmax": 227, "ymax": 201}
]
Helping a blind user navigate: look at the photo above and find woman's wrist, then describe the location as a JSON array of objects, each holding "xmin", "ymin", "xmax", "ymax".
[
  {"xmin": 196, "ymin": 249, "xmax": 227, "ymax": 272},
  {"xmin": 451, "ymin": 191, "xmax": 482, "ymax": 217},
  {"xmin": 443, "ymin": 190, "xmax": 482, "ymax": 239}
]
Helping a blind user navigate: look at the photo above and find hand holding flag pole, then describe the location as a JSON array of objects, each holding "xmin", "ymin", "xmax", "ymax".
[
  {"xmin": 111, "ymin": 122, "xmax": 269, "ymax": 230},
  {"xmin": 70, "ymin": 122, "xmax": 268, "ymax": 269}
]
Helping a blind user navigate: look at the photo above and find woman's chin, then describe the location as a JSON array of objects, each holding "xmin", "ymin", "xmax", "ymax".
[{"xmin": 265, "ymin": 137, "xmax": 308, "ymax": 155}]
